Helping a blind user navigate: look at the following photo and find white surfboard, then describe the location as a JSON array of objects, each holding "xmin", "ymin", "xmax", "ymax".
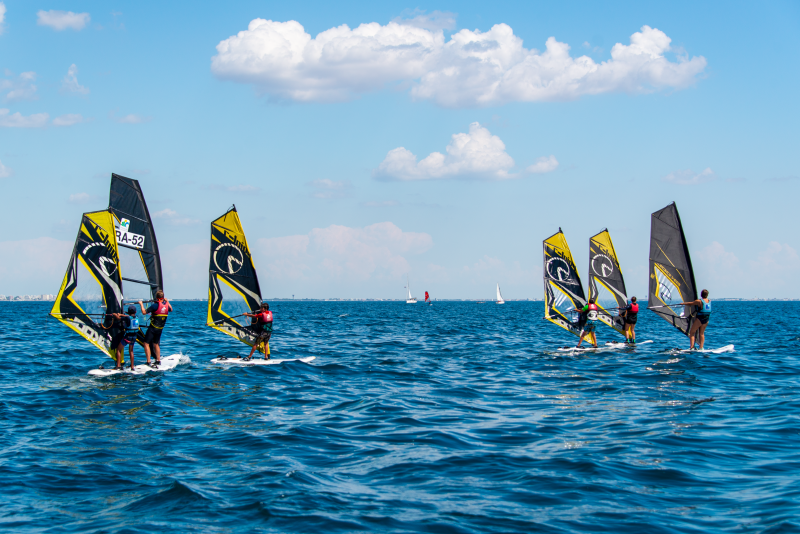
[
  {"xmin": 88, "ymin": 353, "xmax": 186, "ymax": 376},
  {"xmin": 677, "ymin": 344, "xmax": 735, "ymax": 354},
  {"xmin": 210, "ymin": 356, "xmax": 316, "ymax": 366},
  {"xmin": 556, "ymin": 340, "xmax": 653, "ymax": 353}
]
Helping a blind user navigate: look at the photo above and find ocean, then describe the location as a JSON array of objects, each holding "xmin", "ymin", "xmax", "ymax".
[{"xmin": 1, "ymin": 301, "xmax": 798, "ymax": 533}]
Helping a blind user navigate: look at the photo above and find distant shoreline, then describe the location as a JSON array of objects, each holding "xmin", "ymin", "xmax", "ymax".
[{"xmin": 4, "ymin": 297, "xmax": 800, "ymax": 303}]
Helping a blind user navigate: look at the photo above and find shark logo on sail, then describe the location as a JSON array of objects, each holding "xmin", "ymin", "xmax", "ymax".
[
  {"xmin": 546, "ymin": 257, "xmax": 575, "ymax": 284},
  {"xmin": 214, "ymin": 243, "xmax": 244, "ymax": 274},
  {"xmin": 591, "ymin": 254, "xmax": 615, "ymax": 278}
]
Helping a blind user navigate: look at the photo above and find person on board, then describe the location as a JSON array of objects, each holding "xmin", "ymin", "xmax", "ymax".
[
  {"xmin": 680, "ymin": 289, "xmax": 712, "ymax": 350},
  {"xmin": 139, "ymin": 290, "xmax": 172, "ymax": 368},
  {"xmin": 621, "ymin": 296, "xmax": 639, "ymax": 344},
  {"xmin": 108, "ymin": 306, "xmax": 139, "ymax": 370},
  {"xmin": 576, "ymin": 298, "xmax": 599, "ymax": 348},
  {"xmin": 242, "ymin": 303, "xmax": 273, "ymax": 361}
]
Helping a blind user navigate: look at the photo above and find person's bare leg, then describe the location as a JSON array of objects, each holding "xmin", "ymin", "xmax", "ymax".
[
  {"xmin": 143, "ymin": 342, "xmax": 151, "ymax": 364},
  {"xmin": 591, "ymin": 331, "xmax": 597, "ymax": 348},
  {"xmin": 576, "ymin": 331, "xmax": 585, "ymax": 348},
  {"xmin": 129, "ymin": 345, "xmax": 135, "ymax": 370},
  {"xmin": 116, "ymin": 345, "xmax": 123, "ymax": 369},
  {"xmin": 153, "ymin": 344, "xmax": 161, "ymax": 364},
  {"xmin": 247, "ymin": 341, "xmax": 258, "ymax": 360},
  {"xmin": 698, "ymin": 323, "xmax": 708, "ymax": 350}
]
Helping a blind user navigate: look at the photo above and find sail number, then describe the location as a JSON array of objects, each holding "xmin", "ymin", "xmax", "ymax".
[{"xmin": 116, "ymin": 229, "xmax": 146, "ymax": 249}]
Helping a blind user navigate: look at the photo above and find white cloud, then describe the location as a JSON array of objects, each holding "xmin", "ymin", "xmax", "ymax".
[
  {"xmin": 376, "ymin": 122, "xmax": 522, "ymax": 180},
  {"xmin": 212, "ymin": 21, "xmax": 706, "ymax": 107},
  {"xmin": 1, "ymin": 71, "xmax": 38, "ymax": 102},
  {"xmin": 696, "ymin": 242, "xmax": 742, "ymax": 290},
  {"xmin": 152, "ymin": 209, "xmax": 199, "ymax": 226},
  {"xmin": 254, "ymin": 222, "xmax": 433, "ymax": 282},
  {"xmin": 391, "ymin": 10, "xmax": 456, "ymax": 31},
  {"xmin": 526, "ymin": 155, "xmax": 559, "ymax": 174},
  {"xmin": 663, "ymin": 167, "xmax": 716, "ymax": 185},
  {"xmin": 0, "ymin": 108, "xmax": 48, "ymax": 127},
  {"xmin": 111, "ymin": 112, "xmax": 151, "ymax": 124},
  {"xmin": 61, "ymin": 64, "xmax": 89, "ymax": 94},
  {"xmin": 53, "ymin": 114, "xmax": 84, "ymax": 127},
  {"xmin": 37, "ymin": 10, "xmax": 90, "ymax": 31},
  {"xmin": 307, "ymin": 179, "xmax": 352, "ymax": 198},
  {"xmin": 0, "ymin": 3, "xmax": 6, "ymax": 34},
  {"xmin": 0, "ymin": 158, "xmax": 11, "ymax": 178}
]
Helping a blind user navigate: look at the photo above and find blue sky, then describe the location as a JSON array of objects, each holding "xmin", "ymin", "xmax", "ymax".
[{"xmin": 1, "ymin": 1, "xmax": 798, "ymax": 299}]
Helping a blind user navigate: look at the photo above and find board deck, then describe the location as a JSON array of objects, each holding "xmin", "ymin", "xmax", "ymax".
[
  {"xmin": 556, "ymin": 340, "xmax": 653, "ymax": 352},
  {"xmin": 677, "ymin": 344, "xmax": 735, "ymax": 354},
  {"xmin": 210, "ymin": 356, "xmax": 316, "ymax": 366},
  {"xmin": 88, "ymin": 354, "xmax": 184, "ymax": 376}
]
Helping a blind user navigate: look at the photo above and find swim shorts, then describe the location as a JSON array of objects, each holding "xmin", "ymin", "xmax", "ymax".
[{"xmin": 144, "ymin": 325, "xmax": 163, "ymax": 345}]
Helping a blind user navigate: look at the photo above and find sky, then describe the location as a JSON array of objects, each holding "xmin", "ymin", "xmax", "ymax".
[{"xmin": 0, "ymin": 0, "xmax": 799, "ymax": 299}]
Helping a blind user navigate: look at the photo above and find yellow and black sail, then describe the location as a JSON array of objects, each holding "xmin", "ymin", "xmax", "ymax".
[
  {"xmin": 543, "ymin": 229, "xmax": 586, "ymax": 337},
  {"xmin": 207, "ymin": 206, "xmax": 266, "ymax": 353},
  {"xmin": 50, "ymin": 210, "xmax": 124, "ymax": 358},
  {"xmin": 649, "ymin": 202, "xmax": 697, "ymax": 336},
  {"xmin": 588, "ymin": 229, "xmax": 627, "ymax": 336}
]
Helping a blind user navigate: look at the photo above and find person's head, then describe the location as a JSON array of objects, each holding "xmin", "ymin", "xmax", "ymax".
[
  {"xmin": 589, "ymin": 298, "xmax": 595, "ymax": 304},
  {"xmin": 261, "ymin": 302, "xmax": 269, "ymax": 311},
  {"xmin": 155, "ymin": 290, "xmax": 164, "ymax": 300},
  {"xmin": 631, "ymin": 296, "xmax": 637, "ymax": 303},
  {"xmin": 127, "ymin": 305, "xmax": 137, "ymax": 316},
  {"xmin": 701, "ymin": 289, "xmax": 709, "ymax": 298}
]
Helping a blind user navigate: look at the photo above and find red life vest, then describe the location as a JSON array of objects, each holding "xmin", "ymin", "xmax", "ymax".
[
  {"xmin": 587, "ymin": 303, "xmax": 598, "ymax": 311},
  {"xmin": 257, "ymin": 311, "xmax": 273, "ymax": 324},
  {"xmin": 628, "ymin": 303, "xmax": 639, "ymax": 314},
  {"xmin": 155, "ymin": 299, "xmax": 170, "ymax": 315}
]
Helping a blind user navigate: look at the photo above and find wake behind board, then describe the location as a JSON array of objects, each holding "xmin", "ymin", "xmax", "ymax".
[
  {"xmin": 211, "ymin": 356, "xmax": 316, "ymax": 366},
  {"xmin": 676, "ymin": 344, "xmax": 734, "ymax": 354},
  {"xmin": 88, "ymin": 354, "xmax": 184, "ymax": 376},
  {"xmin": 557, "ymin": 340, "xmax": 653, "ymax": 353}
]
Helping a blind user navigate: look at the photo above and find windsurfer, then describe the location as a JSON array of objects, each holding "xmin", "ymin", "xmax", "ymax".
[
  {"xmin": 139, "ymin": 290, "xmax": 172, "ymax": 368},
  {"xmin": 243, "ymin": 303, "xmax": 273, "ymax": 361},
  {"xmin": 576, "ymin": 298, "xmax": 599, "ymax": 348},
  {"xmin": 680, "ymin": 289, "xmax": 711, "ymax": 350},
  {"xmin": 621, "ymin": 296, "xmax": 639, "ymax": 344},
  {"xmin": 108, "ymin": 306, "xmax": 139, "ymax": 370}
]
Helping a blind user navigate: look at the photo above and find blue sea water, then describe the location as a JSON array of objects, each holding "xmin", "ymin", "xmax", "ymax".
[{"xmin": 1, "ymin": 301, "xmax": 799, "ymax": 533}]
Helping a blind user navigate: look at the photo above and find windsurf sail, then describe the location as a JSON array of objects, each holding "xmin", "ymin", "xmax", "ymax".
[
  {"xmin": 544, "ymin": 229, "xmax": 587, "ymax": 337},
  {"xmin": 424, "ymin": 291, "xmax": 430, "ymax": 303},
  {"xmin": 648, "ymin": 202, "xmax": 698, "ymax": 335},
  {"xmin": 496, "ymin": 284, "xmax": 505, "ymax": 304},
  {"xmin": 50, "ymin": 210, "xmax": 124, "ymax": 358},
  {"xmin": 207, "ymin": 206, "xmax": 266, "ymax": 352},
  {"xmin": 588, "ymin": 229, "xmax": 627, "ymax": 336}
]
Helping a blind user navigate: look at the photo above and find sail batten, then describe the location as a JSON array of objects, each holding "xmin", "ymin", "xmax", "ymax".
[
  {"xmin": 588, "ymin": 229, "xmax": 627, "ymax": 336},
  {"xmin": 207, "ymin": 206, "xmax": 266, "ymax": 352},
  {"xmin": 543, "ymin": 229, "xmax": 586, "ymax": 337},
  {"xmin": 648, "ymin": 202, "xmax": 697, "ymax": 336}
]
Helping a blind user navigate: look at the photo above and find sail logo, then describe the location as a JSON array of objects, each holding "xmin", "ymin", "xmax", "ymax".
[
  {"xmin": 214, "ymin": 243, "xmax": 244, "ymax": 274},
  {"xmin": 114, "ymin": 219, "xmax": 145, "ymax": 249},
  {"xmin": 546, "ymin": 257, "xmax": 575, "ymax": 283},
  {"xmin": 82, "ymin": 242, "xmax": 119, "ymax": 277},
  {"xmin": 591, "ymin": 254, "xmax": 615, "ymax": 278}
]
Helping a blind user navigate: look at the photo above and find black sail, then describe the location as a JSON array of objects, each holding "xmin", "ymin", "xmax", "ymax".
[
  {"xmin": 648, "ymin": 202, "xmax": 698, "ymax": 335},
  {"xmin": 108, "ymin": 173, "xmax": 163, "ymax": 302}
]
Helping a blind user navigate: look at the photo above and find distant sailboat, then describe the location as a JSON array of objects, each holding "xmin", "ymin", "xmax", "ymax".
[
  {"xmin": 424, "ymin": 291, "xmax": 431, "ymax": 305},
  {"xmin": 496, "ymin": 284, "xmax": 505, "ymax": 304},
  {"xmin": 406, "ymin": 275, "xmax": 417, "ymax": 303}
]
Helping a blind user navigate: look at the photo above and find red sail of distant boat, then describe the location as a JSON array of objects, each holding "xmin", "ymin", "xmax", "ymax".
[{"xmin": 424, "ymin": 291, "xmax": 430, "ymax": 302}]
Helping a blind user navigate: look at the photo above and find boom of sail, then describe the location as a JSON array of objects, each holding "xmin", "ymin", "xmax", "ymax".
[
  {"xmin": 207, "ymin": 206, "xmax": 266, "ymax": 352},
  {"xmin": 588, "ymin": 229, "xmax": 627, "ymax": 336},
  {"xmin": 496, "ymin": 284, "xmax": 505, "ymax": 304},
  {"xmin": 50, "ymin": 210, "xmax": 124, "ymax": 358},
  {"xmin": 648, "ymin": 202, "xmax": 697, "ymax": 336},
  {"xmin": 543, "ymin": 229, "xmax": 586, "ymax": 337}
]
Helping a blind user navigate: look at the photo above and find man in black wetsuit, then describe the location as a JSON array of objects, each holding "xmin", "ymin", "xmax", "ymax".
[{"xmin": 621, "ymin": 296, "xmax": 639, "ymax": 344}]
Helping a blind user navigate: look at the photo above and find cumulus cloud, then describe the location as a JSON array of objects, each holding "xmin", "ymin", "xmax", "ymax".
[
  {"xmin": 152, "ymin": 208, "xmax": 200, "ymax": 226},
  {"xmin": 53, "ymin": 113, "xmax": 85, "ymax": 126},
  {"xmin": 391, "ymin": 9, "xmax": 456, "ymax": 31},
  {"xmin": 61, "ymin": 64, "xmax": 89, "ymax": 94},
  {"xmin": 1, "ymin": 71, "xmax": 38, "ymax": 102},
  {"xmin": 110, "ymin": 111, "xmax": 151, "ymax": 124},
  {"xmin": 376, "ymin": 122, "xmax": 532, "ymax": 180},
  {"xmin": 526, "ymin": 155, "xmax": 559, "ymax": 174},
  {"xmin": 37, "ymin": 10, "xmax": 90, "ymax": 31},
  {"xmin": 212, "ymin": 21, "xmax": 706, "ymax": 107},
  {"xmin": 0, "ymin": 3, "xmax": 6, "ymax": 34},
  {"xmin": 307, "ymin": 178, "xmax": 352, "ymax": 198},
  {"xmin": 663, "ymin": 167, "xmax": 716, "ymax": 185},
  {"xmin": 0, "ymin": 108, "xmax": 48, "ymax": 127},
  {"xmin": 254, "ymin": 222, "xmax": 433, "ymax": 282},
  {"xmin": 0, "ymin": 158, "xmax": 11, "ymax": 178}
]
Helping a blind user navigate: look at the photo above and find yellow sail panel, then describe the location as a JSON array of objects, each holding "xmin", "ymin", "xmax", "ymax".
[
  {"xmin": 50, "ymin": 210, "xmax": 124, "ymax": 359},
  {"xmin": 543, "ymin": 230, "xmax": 586, "ymax": 337}
]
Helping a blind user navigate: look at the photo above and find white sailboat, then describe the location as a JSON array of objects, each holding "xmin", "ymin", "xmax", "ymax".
[
  {"xmin": 496, "ymin": 283, "xmax": 505, "ymax": 304},
  {"xmin": 406, "ymin": 275, "xmax": 417, "ymax": 303}
]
